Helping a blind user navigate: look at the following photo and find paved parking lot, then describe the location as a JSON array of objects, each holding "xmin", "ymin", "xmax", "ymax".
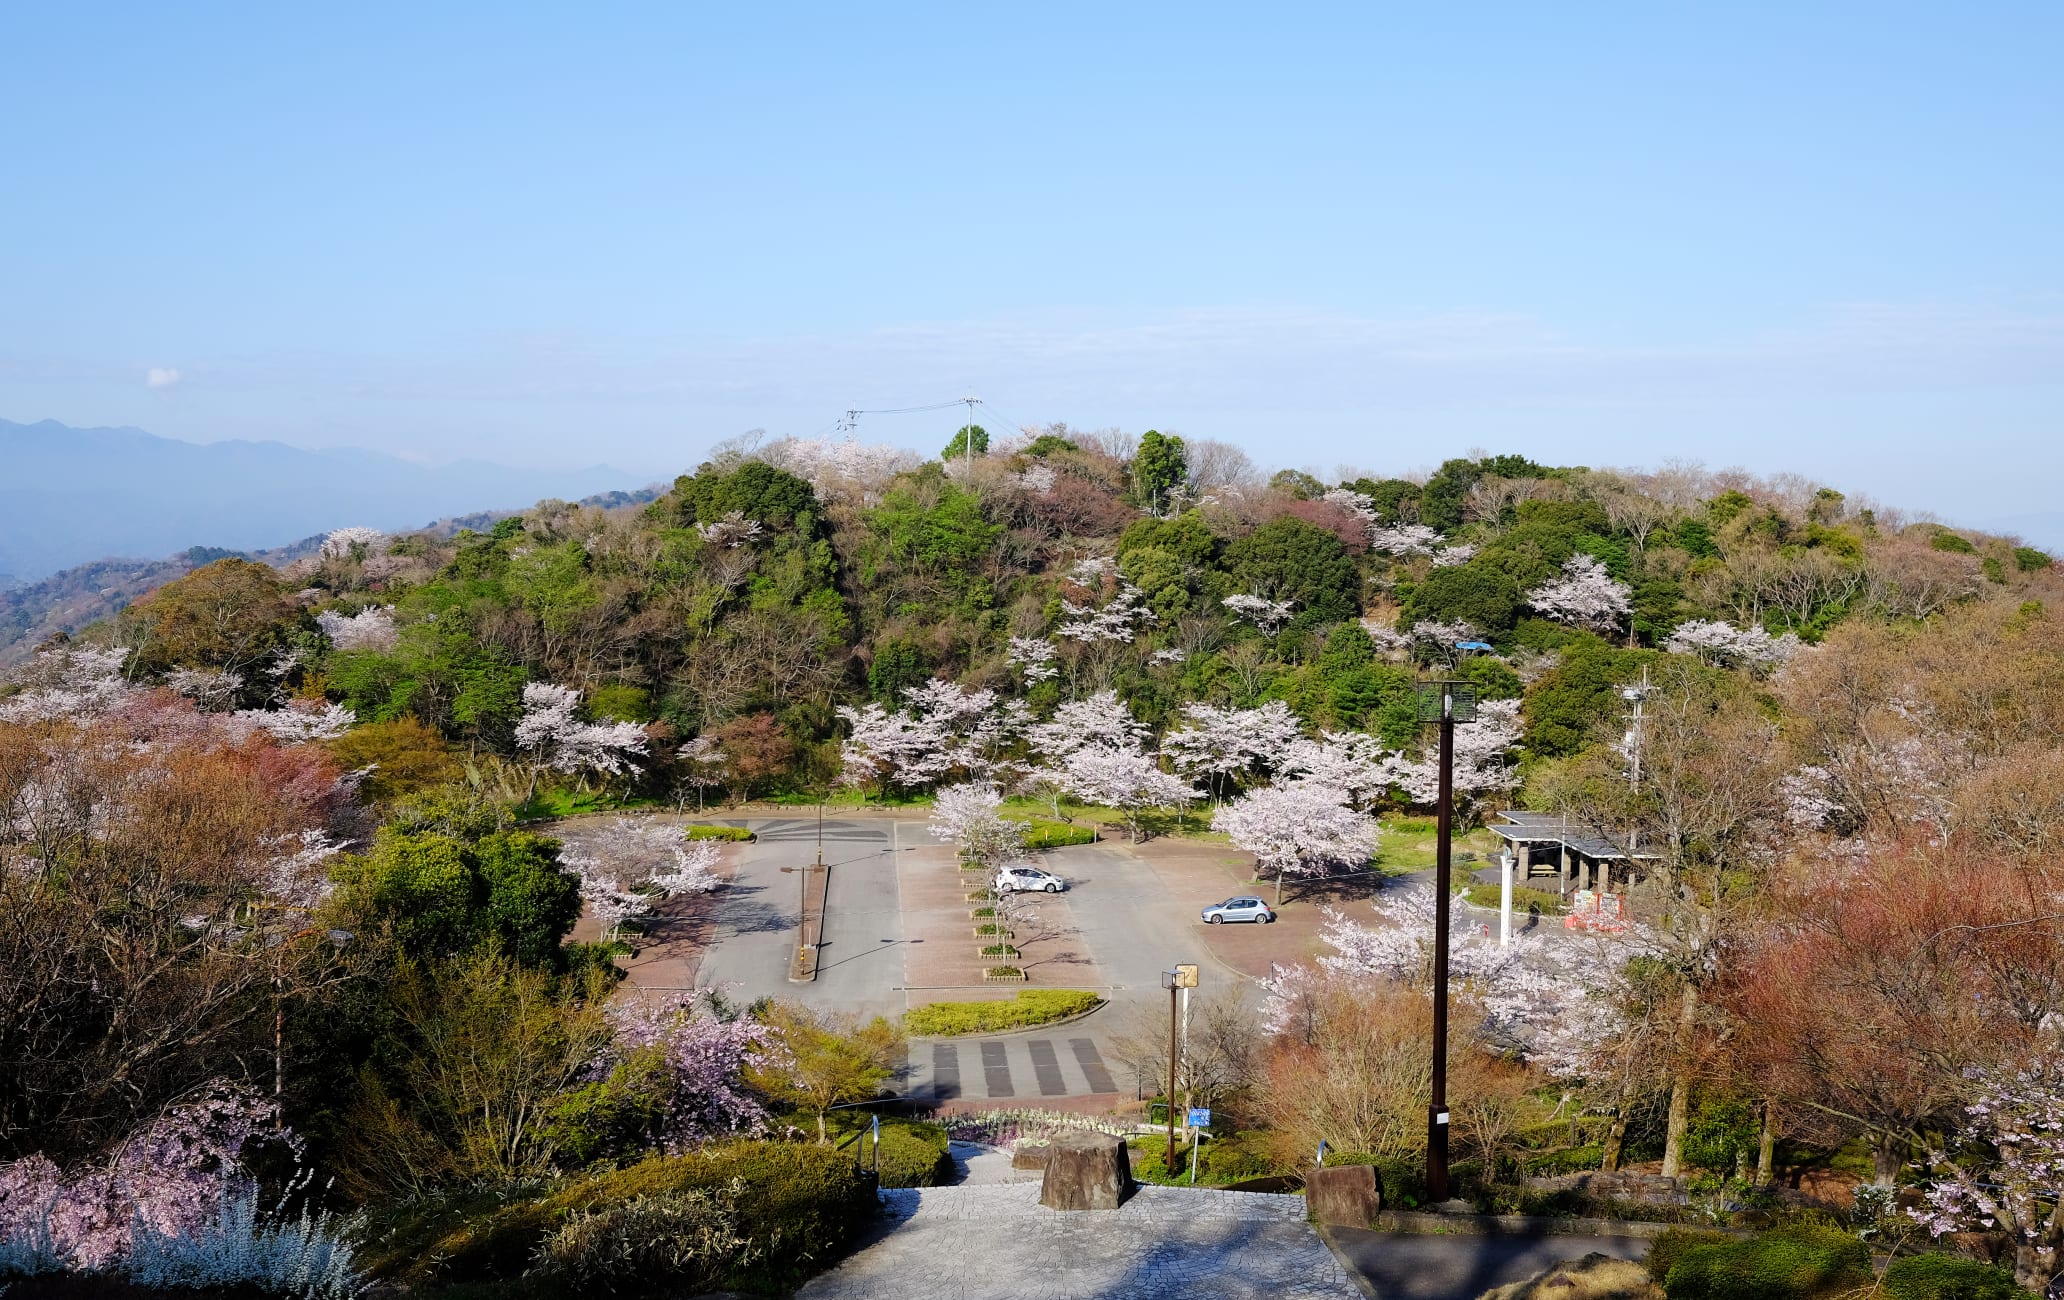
[{"xmin": 572, "ymin": 812, "xmax": 1348, "ymax": 1101}]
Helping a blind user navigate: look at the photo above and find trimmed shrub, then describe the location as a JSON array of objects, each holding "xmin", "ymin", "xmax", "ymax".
[
  {"xmin": 1646, "ymin": 1229, "xmax": 1739, "ymax": 1284},
  {"xmin": 870, "ymin": 1122, "xmax": 954, "ymax": 1189},
  {"xmin": 1882, "ymin": 1254, "xmax": 2033, "ymax": 1300},
  {"xmin": 1021, "ymin": 821, "xmax": 1096, "ymax": 850},
  {"xmin": 532, "ymin": 1183, "xmax": 744, "ymax": 1295},
  {"xmin": 1662, "ymin": 1224, "xmax": 1870, "ymax": 1300},
  {"xmin": 390, "ymin": 1140, "xmax": 875, "ymax": 1292},
  {"xmin": 683, "ymin": 825, "xmax": 754, "ymax": 841},
  {"xmin": 904, "ymin": 990, "xmax": 1103, "ymax": 1036},
  {"xmin": 1202, "ymin": 1133, "xmax": 1280, "ymax": 1182}
]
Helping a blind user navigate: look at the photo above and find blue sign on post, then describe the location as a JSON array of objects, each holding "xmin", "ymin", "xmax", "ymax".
[{"xmin": 1187, "ymin": 1108, "xmax": 1211, "ymax": 1128}]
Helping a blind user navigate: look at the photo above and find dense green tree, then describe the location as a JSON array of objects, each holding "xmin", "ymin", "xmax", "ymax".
[
  {"xmin": 867, "ymin": 638, "xmax": 929, "ymax": 703},
  {"xmin": 339, "ymin": 828, "xmax": 582, "ymax": 969},
  {"xmin": 1400, "ymin": 564, "xmax": 1523, "ymax": 637},
  {"xmin": 1268, "ymin": 469, "xmax": 1324, "ymax": 500},
  {"xmin": 940, "ymin": 424, "xmax": 989, "ymax": 461},
  {"xmin": 1225, "ymin": 516, "xmax": 1361, "ymax": 626},
  {"xmin": 1344, "ymin": 477, "xmax": 1423, "ymax": 523},
  {"xmin": 1131, "ymin": 430, "xmax": 1189, "ymax": 513},
  {"xmin": 117, "ymin": 557, "xmax": 303, "ymax": 691},
  {"xmin": 673, "ymin": 461, "xmax": 821, "ymax": 534},
  {"xmin": 1519, "ymin": 639, "xmax": 1661, "ymax": 758}
]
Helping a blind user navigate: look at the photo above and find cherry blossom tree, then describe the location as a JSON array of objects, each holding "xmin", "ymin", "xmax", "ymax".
[
  {"xmin": 235, "ymin": 700, "xmax": 356, "ymax": 744},
  {"xmin": 556, "ymin": 818, "xmax": 724, "ymax": 940},
  {"xmin": 1006, "ymin": 636, "xmax": 1060, "ymax": 683},
  {"xmin": 0, "ymin": 645, "xmax": 134, "ymax": 723},
  {"xmin": 1278, "ymin": 730, "xmax": 1394, "ymax": 809},
  {"xmin": 1056, "ymin": 745, "xmax": 1197, "ymax": 842},
  {"xmin": 694, "ymin": 511, "xmax": 763, "ymax": 548},
  {"xmin": 837, "ymin": 678, "xmax": 1030, "ymax": 794},
  {"xmin": 1914, "ymin": 1049, "xmax": 2064, "ymax": 1291},
  {"xmin": 1664, "ymin": 619, "xmax": 1800, "ymax": 670},
  {"xmin": 1163, "ymin": 700, "xmax": 1304, "ymax": 803},
  {"xmin": 1321, "ymin": 489, "xmax": 1441, "ymax": 556},
  {"xmin": 1526, "ymin": 555, "xmax": 1632, "ymax": 632},
  {"xmin": 757, "ymin": 437, "xmax": 919, "ymax": 503},
  {"xmin": 1059, "ymin": 559, "xmax": 1156, "ymax": 645},
  {"xmin": 162, "ymin": 666, "xmax": 242, "ymax": 711},
  {"xmin": 513, "ymin": 682, "xmax": 649, "ymax": 797},
  {"xmin": 1025, "ymin": 689, "xmax": 1149, "ymax": 763},
  {"xmin": 318, "ymin": 527, "xmax": 383, "ymax": 560},
  {"xmin": 1383, "ymin": 699, "xmax": 1522, "ymax": 807},
  {"xmin": 596, "ymin": 991, "xmax": 781, "ymax": 1151},
  {"xmin": 1409, "ymin": 620, "xmax": 1483, "ymax": 667},
  {"xmin": 315, "ymin": 606, "xmax": 399, "ymax": 653},
  {"xmin": 0, "ymin": 1083, "xmax": 304, "ymax": 1273},
  {"xmin": 928, "ymin": 781, "xmax": 1029, "ymax": 866},
  {"xmin": 1222, "ymin": 593, "xmax": 1295, "ymax": 636},
  {"xmin": 1212, "ymin": 782, "xmax": 1378, "ymax": 903}
]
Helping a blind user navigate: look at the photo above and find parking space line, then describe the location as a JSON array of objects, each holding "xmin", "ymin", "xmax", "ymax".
[
  {"xmin": 931, "ymin": 1043, "xmax": 961, "ymax": 1100},
  {"xmin": 979, "ymin": 1040, "xmax": 1015, "ymax": 1097},
  {"xmin": 1026, "ymin": 1039, "xmax": 1068, "ymax": 1095},
  {"xmin": 1069, "ymin": 1038, "xmax": 1119, "ymax": 1094}
]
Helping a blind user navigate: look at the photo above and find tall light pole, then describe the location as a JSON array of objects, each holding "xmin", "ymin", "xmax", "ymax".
[
  {"xmin": 1417, "ymin": 672, "xmax": 1478, "ymax": 1204},
  {"xmin": 1162, "ymin": 964, "xmax": 1198, "ymax": 1174}
]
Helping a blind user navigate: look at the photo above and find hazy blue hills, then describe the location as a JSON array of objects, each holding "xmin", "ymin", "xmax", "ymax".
[{"xmin": 0, "ymin": 418, "xmax": 647, "ymax": 585}]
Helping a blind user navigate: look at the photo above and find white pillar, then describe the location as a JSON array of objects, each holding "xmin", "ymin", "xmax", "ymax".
[{"xmin": 1499, "ymin": 852, "xmax": 1514, "ymax": 946}]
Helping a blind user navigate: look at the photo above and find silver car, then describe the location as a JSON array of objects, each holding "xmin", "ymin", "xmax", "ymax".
[{"xmin": 1201, "ymin": 896, "xmax": 1276, "ymax": 924}]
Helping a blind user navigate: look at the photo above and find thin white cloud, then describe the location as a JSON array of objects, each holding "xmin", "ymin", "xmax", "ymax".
[{"xmin": 145, "ymin": 366, "xmax": 181, "ymax": 389}]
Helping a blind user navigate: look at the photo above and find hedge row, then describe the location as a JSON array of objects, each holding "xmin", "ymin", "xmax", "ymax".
[
  {"xmin": 904, "ymin": 990, "xmax": 1103, "ymax": 1036},
  {"xmin": 683, "ymin": 824, "xmax": 755, "ymax": 841}
]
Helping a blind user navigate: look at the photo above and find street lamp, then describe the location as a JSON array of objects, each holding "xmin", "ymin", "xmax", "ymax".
[
  {"xmin": 1415, "ymin": 673, "xmax": 1478, "ymax": 1205},
  {"xmin": 1160, "ymin": 964, "xmax": 1198, "ymax": 1174}
]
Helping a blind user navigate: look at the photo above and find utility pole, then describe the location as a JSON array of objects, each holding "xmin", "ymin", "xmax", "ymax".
[
  {"xmin": 962, "ymin": 395, "xmax": 979, "ymax": 480},
  {"xmin": 1418, "ymin": 672, "xmax": 1478, "ymax": 1204}
]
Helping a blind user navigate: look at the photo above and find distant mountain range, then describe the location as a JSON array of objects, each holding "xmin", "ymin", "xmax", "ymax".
[{"xmin": 0, "ymin": 418, "xmax": 653, "ymax": 586}]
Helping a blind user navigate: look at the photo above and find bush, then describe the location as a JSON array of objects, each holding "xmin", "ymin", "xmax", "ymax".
[
  {"xmin": 384, "ymin": 1140, "xmax": 876, "ymax": 1292},
  {"xmin": 1882, "ymin": 1254, "xmax": 2034, "ymax": 1300},
  {"xmin": 682, "ymin": 825, "xmax": 754, "ymax": 841},
  {"xmin": 870, "ymin": 1122, "xmax": 954, "ymax": 1189},
  {"xmin": 1661, "ymin": 1224, "xmax": 1870, "ymax": 1300},
  {"xmin": 1646, "ymin": 1229, "xmax": 1739, "ymax": 1284},
  {"xmin": 1021, "ymin": 821, "xmax": 1096, "ymax": 850},
  {"xmin": 532, "ymin": 1183, "xmax": 745, "ymax": 1296},
  {"xmin": 1523, "ymin": 1144, "xmax": 1605, "ymax": 1176},
  {"xmin": 904, "ymin": 990, "xmax": 1103, "ymax": 1036},
  {"xmin": 1202, "ymin": 1133, "xmax": 1281, "ymax": 1182}
]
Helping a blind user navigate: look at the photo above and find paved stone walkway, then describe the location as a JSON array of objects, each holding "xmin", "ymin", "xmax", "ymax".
[{"xmin": 795, "ymin": 1180, "xmax": 1360, "ymax": 1299}]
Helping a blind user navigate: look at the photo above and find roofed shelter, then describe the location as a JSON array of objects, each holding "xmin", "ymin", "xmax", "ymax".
[{"xmin": 1489, "ymin": 810, "xmax": 1658, "ymax": 897}]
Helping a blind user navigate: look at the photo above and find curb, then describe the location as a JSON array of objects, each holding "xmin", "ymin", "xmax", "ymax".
[{"xmin": 905, "ymin": 1000, "xmax": 1111, "ymax": 1040}]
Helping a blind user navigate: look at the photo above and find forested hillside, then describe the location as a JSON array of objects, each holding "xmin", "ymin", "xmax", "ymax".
[{"xmin": 46, "ymin": 426, "xmax": 2041, "ymax": 806}]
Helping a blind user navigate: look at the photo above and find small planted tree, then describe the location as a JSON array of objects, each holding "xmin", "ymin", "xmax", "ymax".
[{"xmin": 746, "ymin": 1003, "xmax": 905, "ymax": 1143}]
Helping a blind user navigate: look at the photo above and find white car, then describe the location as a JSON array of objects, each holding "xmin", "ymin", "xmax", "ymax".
[{"xmin": 995, "ymin": 865, "xmax": 1066, "ymax": 893}]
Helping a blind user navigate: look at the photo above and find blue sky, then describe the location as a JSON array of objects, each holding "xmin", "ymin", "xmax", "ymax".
[{"xmin": 3, "ymin": 3, "xmax": 2060, "ymax": 536}]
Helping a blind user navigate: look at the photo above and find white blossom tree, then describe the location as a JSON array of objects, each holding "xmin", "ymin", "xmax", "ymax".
[
  {"xmin": 558, "ymin": 818, "xmax": 724, "ymax": 941},
  {"xmin": 836, "ymin": 678, "xmax": 1030, "ymax": 794},
  {"xmin": 1222, "ymin": 593, "xmax": 1295, "ymax": 637},
  {"xmin": 319, "ymin": 527, "xmax": 384, "ymax": 560},
  {"xmin": 513, "ymin": 682, "xmax": 649, "ymax": 798},
  {"xmin": 1212, "ymin": 782, "xmax": 1379, "ymax": 903},
  {"xmin": 1059, "ymin": 559, "xmax": 1157, "ymax": 645},
  {"xmin": 1279, "ymin": 730, "xmax": 1394, "ymax": 810},
  {"xmin": 316, "ymin": 606, "xmax": 399, "ymax": 652},
  {"xmin": 1163, "ymin": 700, "xmax": 1304, "ymax": 803},
  {"xmin": 1382, "ymin": 698, "xmax": 1522, "ymax": 807},
  {"xmin": 927, "ymin": 781, "xmax": 1029, "ymax": 867},
  {"xmin": 1057, "ymin": 745, "xmax": 1198, "ymax": 842},
  {"xmin": 1914, "ymin": 1049, "xmax": 2064, "ymax": 1290},
  {"xmin": 694, "ymin": 511, "xmax": 763, "ymax": 548},
  {"xmin": 1006, "ymin": 636, "xmax": 1060, "ymax": 683},
  {"xmin": 1664, "ymin": 619, "xmax": 1800, "ymax": 670},
  {"xmin": 1526, "ymin": 554, "xmax": 1633, "ymax": 632},
  {"xmin": 235, "ymin": 699, "xmax": 356, "ymax": 743}
]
